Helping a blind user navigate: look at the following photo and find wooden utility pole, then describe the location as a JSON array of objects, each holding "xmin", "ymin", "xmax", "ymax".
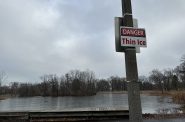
[{"xmin": 121, "ymin": 0, "xmax": 143, "ymax": 122}]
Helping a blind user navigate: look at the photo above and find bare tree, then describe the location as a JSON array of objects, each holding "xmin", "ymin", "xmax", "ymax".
[
  {"xmin": 109, "ymin": 76, "xmax": 126, "ymax": 91},
  {"xmin": 139, "ymin": 76, "xmax": 153, "ymax": 90},
  {"xmin": 163, "ymin": 69, "xmax": 174, "ymax": 91},
  {"xmin": 149, "ymin": 69, "xmax": 165, "ymax": 93},
  {"xmin": 0, "ymin": 71, "xmax": 7, "ymax": 87},
  {"xmin": 180, "ymin": 54, "xmax": 185, "ymax": 63},
  {"xmin": 10, "ymin": 82, "xmax": 19, "ymax": 96},
  {"xmin": 96, "ymin": 79, "xmax": 110, "ymax": 92},
  {"xmin": 179, "ymin": 55, "xmax": 185, "ymax": 88}
]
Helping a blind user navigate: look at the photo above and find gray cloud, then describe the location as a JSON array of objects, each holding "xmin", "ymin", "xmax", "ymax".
[{"xmin": 0, "ymin": 0, "xmax": 185, "ymax": 83}]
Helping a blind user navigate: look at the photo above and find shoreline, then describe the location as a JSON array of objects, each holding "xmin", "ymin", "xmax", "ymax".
[
  {"xmin": 97, "ymin": 90, "xmax": 185, "ymax": 96},
  {"xmin": 1, "ymin": 90, "xmax": 184, "ymax": 98},
  {"xmin": 143, "ymin": 113, "xmax": 185, "ymax": 120},
  {"xmin": 1, "ymin": 91, "xmax": 184, "ymax": 100},
  {"xmin": 0, "ymin": 90, "xmax": 183, "ymax": 100},
  {"xmin": 0, "ymin": 95, "xmax": 11, "ymax": 100}
]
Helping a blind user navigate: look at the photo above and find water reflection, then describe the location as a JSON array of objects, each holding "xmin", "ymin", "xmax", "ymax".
[
  {"xmin": 154, "ymin": 96, "xmax": 182, "ymax": 114},
  {"xmin": 156, "ymin": 108, "xmax": 184, "ymax": 114},
  {"xmin": 0, "ymin": 93, "xmax": 181, "ymax": 113}
]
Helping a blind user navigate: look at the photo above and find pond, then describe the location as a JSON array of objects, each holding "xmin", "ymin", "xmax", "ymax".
[{"xmin": 0, "ymin": 93, "xmax": 181, "ymax": 113}]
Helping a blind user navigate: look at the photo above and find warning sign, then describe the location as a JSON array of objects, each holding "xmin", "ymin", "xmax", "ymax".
[{"xmin": 120, "ymin": 27, "xmax": 147, "ymax": 47}]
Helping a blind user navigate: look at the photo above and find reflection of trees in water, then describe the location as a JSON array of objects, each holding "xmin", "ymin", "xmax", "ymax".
[
  {"xmin": 157, "ymin": 96, "xmax": 165, "ymax": 103},
  {"xmin": 157, "ymin": 96, "xmax": 166, "ymax": 103},
  {"xmin": 156, "ymin": 96, "xmax": 183, "ymax": 114},
  {"xmin": 156, "ymin": 107, "xmax": 183, "ymax": 114},
  {"xmin": 157, "ymin": 96, "xmax": 172, "ymax": 103}
]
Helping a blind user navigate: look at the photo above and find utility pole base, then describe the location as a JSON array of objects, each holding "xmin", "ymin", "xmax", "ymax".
[{"xmin": 128, "ymin": 82, "xmax": 143, "ymax": 122}]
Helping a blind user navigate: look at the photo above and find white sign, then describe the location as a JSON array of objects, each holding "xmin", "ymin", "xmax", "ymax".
[{"xmin": 120, "ymin": 27, "xmax": 147, "ymax": 47}]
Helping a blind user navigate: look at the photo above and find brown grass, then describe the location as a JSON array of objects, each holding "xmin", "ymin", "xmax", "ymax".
[
  {"xmin": 0, "ymin": 95, "xmax": 10, "ymax": 100},
  {"xmin": 0, "ymin": 96, "xmax": 5, "ymax": 100},
  {"xmin": 140, "ymin": 90, "xmax": 174, "ymax": 96},
  {"xmin": 172, "ymin": 93, "xmax": 185, "ymax": 104},
  {"xmin": 99, "ymin": 90, "xmax": 185, "ymax": 96}
]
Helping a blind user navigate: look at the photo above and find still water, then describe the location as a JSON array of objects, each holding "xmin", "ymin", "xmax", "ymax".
[{"xmin": 0, "ymin": 93, "xmax": 181, "ymax": 113}]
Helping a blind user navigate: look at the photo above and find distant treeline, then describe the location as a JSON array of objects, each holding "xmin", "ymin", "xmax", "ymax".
[
  {"xmin": 0, "ymin": 55, "xmax": 185, "ymax": 97},
  {"xmin": 0, "ymin": 70, "xmax": 128, "ymax": 97},
  {"xmin": 1, "ymin": 70, "xmax": 97, "ymax": 97}
]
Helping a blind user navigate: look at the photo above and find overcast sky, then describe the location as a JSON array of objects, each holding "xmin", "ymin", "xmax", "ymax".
[{"xmin": 1, "ymin": 0, "xmax": 185, "ymax": 84}]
